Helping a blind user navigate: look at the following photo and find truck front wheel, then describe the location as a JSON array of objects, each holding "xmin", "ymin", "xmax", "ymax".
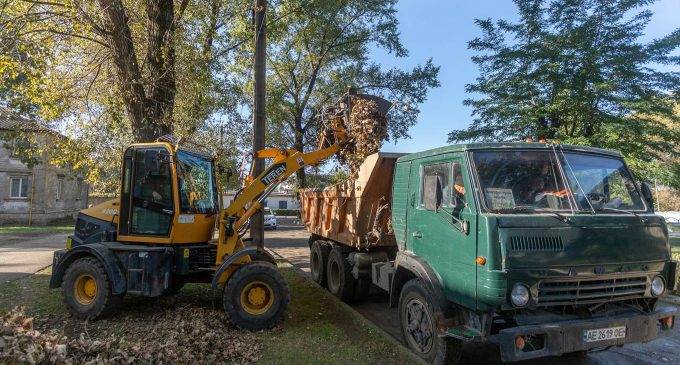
[
  {"xmin": 62, "ymin": 257, "xmax": 122, "ymax": 319},
  {"xmin": 399, "ymin": 278, "xmax": 463, "ymax": 364},
  {"xmin": 310, "ymin": 240, "xmax": 330, "ymax": 287},
  {"xmin": 326, "ymin": 247, "xmax": 355, "ymax": 302}
]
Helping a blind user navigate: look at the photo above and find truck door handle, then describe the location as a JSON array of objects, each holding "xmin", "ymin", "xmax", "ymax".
[{"xmin": 412, "ymin": 231, "xmax": 422, "ymax": 239}]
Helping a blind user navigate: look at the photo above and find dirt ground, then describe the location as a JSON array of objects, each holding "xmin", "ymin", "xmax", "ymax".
[{"xmin": 265, "ymin": 222, "xmax": 680, "ymax": 365}]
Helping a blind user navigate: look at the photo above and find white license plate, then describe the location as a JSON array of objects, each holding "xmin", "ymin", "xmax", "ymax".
[{"xmin": 582, "ymin": 326, "xmax": 626, "ymax": 343}]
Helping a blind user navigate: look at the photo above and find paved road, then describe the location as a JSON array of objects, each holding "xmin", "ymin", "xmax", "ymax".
[
  {"xmin": 0, "ymin": 231, "xmax": 68, "ymax": 283},
  {"xmin": 265, "ymin": 225, "xmax": 680, "ymax": 365}
]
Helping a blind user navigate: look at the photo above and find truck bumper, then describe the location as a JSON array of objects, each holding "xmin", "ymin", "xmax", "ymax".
[{"xmin": 489, "ymin": 305, "xmax": 676, "ymax": 362}]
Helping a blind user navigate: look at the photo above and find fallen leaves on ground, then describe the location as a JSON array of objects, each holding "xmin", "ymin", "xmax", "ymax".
[
  {"xmin": 1, "ymin": 303, "xmax": 262, "ymax": 364},
  {"xmin": 338, "ymin": 97, "xmax": 389, "ymax": 179}
]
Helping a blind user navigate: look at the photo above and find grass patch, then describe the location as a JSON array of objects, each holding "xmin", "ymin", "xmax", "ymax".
[
  {"xmin": 0, "ymin": 225, "xmax": 73, "ymax": 234},
  {"xmin": 0, "ymin": 262, "xmax": 415, "ymax": 364}
]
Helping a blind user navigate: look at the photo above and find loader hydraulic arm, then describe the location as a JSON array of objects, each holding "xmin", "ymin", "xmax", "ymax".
[{"xmin": 214, "ymin": 119, "xmax": 348, "ymax": 270}]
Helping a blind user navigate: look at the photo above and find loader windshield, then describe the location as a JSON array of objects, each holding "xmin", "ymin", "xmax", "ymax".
[{"xmin": 176, "ymin": 150, "xmax": 218, "ymax": 214}]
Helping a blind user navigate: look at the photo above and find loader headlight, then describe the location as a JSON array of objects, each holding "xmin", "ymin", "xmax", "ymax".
[
  {"xmin": 651, "ymin": 276, "xmax": 665, "ymax": 296},
  {"xmin": 511, "ymin": 283, "xmax": 530, "ymax": 307}
]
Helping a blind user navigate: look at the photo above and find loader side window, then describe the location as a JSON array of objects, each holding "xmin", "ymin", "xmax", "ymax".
[{"xmin": 129, "ymin": 148, "xmax": 174, "ymax": 236}]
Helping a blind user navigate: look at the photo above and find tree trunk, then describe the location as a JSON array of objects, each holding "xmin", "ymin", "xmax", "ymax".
[
  {"xmin": 294, "ymin": 118, "xmax": 306, "ymax": 188},
  {"xmin": 97, "ymin": 0, "xmax": 175, "ymax": 142},
  {"xmin": 144, "ymin": 0, "xmax": 175, "ymax": 139}
]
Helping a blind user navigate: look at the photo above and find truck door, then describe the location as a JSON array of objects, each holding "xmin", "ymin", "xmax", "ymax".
[{"xmin": 407, "ymin": 154, "xmax": 477, "ymax": 309}]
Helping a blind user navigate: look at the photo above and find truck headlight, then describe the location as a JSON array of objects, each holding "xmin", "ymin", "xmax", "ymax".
[
  {"xmin": 651, "ymin": 276, "xmax": 666, "ymax": 296},
  {"xmin": 511, "ymin": 283, "xmax": 530, "ymax": 307}
]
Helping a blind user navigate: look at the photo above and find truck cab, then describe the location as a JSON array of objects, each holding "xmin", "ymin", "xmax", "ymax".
[
  {"xmin": 302, "ymin": 142, "xmax": 677, "ymax": 363},
  {"xmin": 390, "ymin": 142, "xmax": 677, "ymax": 362}
]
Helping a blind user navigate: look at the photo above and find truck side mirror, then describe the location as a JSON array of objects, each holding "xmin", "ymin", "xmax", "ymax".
[
  {"xmin": 640, "ymin": 181, "xmax": 654, "ymax": 211},
  {"xmin": 423, "ymin": 175, "xmax": 442, "ymax": 211}
]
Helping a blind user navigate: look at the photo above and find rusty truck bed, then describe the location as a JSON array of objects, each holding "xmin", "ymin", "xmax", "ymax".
[{"xmin": 299, "ymin": 152, "xmax": 406, "ymax": 250}]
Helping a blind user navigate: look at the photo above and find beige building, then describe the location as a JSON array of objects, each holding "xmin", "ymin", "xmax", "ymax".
[{"xmin": 0, "ymin": 108, "xmax": 88, "ymax": 225}]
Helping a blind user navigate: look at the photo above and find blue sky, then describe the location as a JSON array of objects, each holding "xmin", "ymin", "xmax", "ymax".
[{"xmin": 372, "ymin": 0, "xmax": 680, "ymax": 153}]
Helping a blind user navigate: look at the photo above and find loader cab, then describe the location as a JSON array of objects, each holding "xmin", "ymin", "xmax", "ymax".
[{"xmin": 117, "ymin": 143, "xmax": 219, "ymax": 245}]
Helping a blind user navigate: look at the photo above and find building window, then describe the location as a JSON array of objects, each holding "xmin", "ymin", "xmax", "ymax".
[
  {"xmin": 76, "ymin": 178, "xmax": 83, "ymax": 200},
  {"xmin": 10, "ymin": 177, "xmax": 29, "ymax": 198},
  {"xmin": 279, "ymin": 200, "xmax": 288, "ymax": 209},
  {"xmin": 56, "ymin": 177, "xmax": 64, "ymax": 201}
]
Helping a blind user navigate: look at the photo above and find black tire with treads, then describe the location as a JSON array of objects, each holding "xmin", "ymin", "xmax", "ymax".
[
  {"xmin": 399, "ymin": 278, "xmax": 463, "ymax": 364},
  {"xmin": 326, "ymin": 247, "xmax": 355, "ymax": 302},
  {"xmin": 223, "ymin": 261, "xmax": 290, "ymax": 330},
  {"xmin": 62, "ymin": 256, "xmax": 122, "ymax": 319},
  {"xmin": 310, "ymin": 240, "xmax": 331, "ymax": 287}
]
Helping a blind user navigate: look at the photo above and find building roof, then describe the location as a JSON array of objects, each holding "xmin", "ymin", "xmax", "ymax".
[
  {"xmin": 0, "ymin": 107, "xmax": 51, "ymax": 132},
  {"xmin": 397, "ymin": 142, "xmax": 621, "ymax": 162}
]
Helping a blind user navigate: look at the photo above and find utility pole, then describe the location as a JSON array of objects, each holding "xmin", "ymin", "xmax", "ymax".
[{"xmin": 251, "ymin": 0, "xmax": 266, "ymax": 249}]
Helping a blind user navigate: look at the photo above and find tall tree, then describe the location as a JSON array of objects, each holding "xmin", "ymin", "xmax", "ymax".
[
  {"xmin": 450, "ymin": 0, "xmax": 680, "ymax": 185},
  {"xmin": 1, "ymin": 0, "xmax": 248, "ymax": 193},
  {"xmin": 231, "ymin": 0, "xmax": 440, "ymax": 187}
]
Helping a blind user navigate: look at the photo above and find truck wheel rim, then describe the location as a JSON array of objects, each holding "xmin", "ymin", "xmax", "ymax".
[
  {"xmin": 74, "ymin": 274, "xmax": 97, "ymax": 305},
  {"xmin": 240, "ymin": 281, "xmax": 274, "ymax": 316},
  {"xmin": 404, "ymin": 297, "xmax": 434, "ymax": 354}
]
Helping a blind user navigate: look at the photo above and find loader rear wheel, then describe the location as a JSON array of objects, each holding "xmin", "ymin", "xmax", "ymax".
[
  {"xmin": 62, "ymin": 257, "xmax": 122, "ymax": 319},
  {"xmin": 326, "ymin": 247, "xmax": 355, "ymax": 302},
  {"xmin": 310, "ymin": 240, "xmax": 330, "ymax": 287},
  {"xmin": 223, "ymin": 261, "xmax": 290, "ymax": 330}
]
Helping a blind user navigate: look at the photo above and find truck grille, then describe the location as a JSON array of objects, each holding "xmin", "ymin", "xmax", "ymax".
[
  {"xmin": 509, "ymin": 236, "xmax": 563, "ymax": 252},
  {"xmin": 536, "ymin": 276, "xmax": 647, "ymax": 306}
]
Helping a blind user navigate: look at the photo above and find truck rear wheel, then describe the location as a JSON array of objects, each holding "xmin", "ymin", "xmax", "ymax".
[
  {"xmin": 326, "ymin": 247, "xmax": 355, "ymax": 302},
  {"xmin": 310, "ymin": 240, "xmax": 330, "ymax": 287},
  {"xmin": 223, "ymin": 261, "xmax": 290, "ymax": 330},
  {"xmin": 399, "ymin": 278, "xmax": 463, "ymax": 364},
  {"xmin": 62, "ymin": 257, "xmax": 122, "ymax": 319}
]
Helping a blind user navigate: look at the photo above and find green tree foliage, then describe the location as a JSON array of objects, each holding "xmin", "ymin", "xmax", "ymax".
[
  {"xmin": 1, "ymin": 0, "xmax": 247, "ymax": 194},
  {"xmin": 230, "ymin": 0, "xmax": 440, "ymax": 187},
  {"xmin": 450, "ymin": 0, "xmax": 680, "ymax": 187}
]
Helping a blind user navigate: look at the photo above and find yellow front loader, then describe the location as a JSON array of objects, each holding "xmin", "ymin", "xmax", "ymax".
[{"xmin": 49, "ymin": 92, "xmax": 390, "ymax": 330}]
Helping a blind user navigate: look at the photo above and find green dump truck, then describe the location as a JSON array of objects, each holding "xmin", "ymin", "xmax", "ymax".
[{"xmin": 300, "ymin": 143, "xmax": 677, "ymax": 363}]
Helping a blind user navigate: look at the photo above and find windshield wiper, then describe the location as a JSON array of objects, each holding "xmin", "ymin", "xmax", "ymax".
[
  {"xmin": 594, "ymin": 207, "xmax": 646, "ymax": 222},
  {"xmin": 511, "ymin": 206, "xmax": 573, "ymax": 224}
]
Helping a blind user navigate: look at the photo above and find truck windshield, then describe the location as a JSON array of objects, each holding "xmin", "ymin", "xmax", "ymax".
[
  {"xmin": 473, "ymin": 151, "xmax": 572, "ymax": 212},
  {"xmin": 472, "ymin": 150, "xmax": 645, "ymax": 213},
  {"xmin": 176, "ymin": 150, "xmax": 218, "ymax": 214},
  {"xmin": 560, "ymin": 152, "xmax": 645, "ymax": 212}
]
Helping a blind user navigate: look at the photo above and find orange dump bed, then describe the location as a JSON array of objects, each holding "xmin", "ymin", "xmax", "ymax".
[{"xmin": 299, "ymin": 153, "xmax": 406, "ymax": 250}]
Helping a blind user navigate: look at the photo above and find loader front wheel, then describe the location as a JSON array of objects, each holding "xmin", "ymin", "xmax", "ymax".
[
  {"xmin": 62, "ymin": 257, "xmax": 122, "ymax": 319},
  {"xmin": 223, "ymin": 262, "xmax": 290, "ymax": 330}
]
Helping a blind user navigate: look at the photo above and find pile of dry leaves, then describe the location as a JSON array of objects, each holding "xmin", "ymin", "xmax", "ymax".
[
  {"xmin": 337, "ymin": 97, "xmax": 389, "ymax": 178},
  {"xmin": 1, "ymin": 305, "xmax": 262, "ymax": 364}
]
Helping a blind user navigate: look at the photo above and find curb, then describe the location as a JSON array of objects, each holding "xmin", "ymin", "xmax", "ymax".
[{"xmin": 266, "ymin": 248, "xmax": 426, "ymax": 365}]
